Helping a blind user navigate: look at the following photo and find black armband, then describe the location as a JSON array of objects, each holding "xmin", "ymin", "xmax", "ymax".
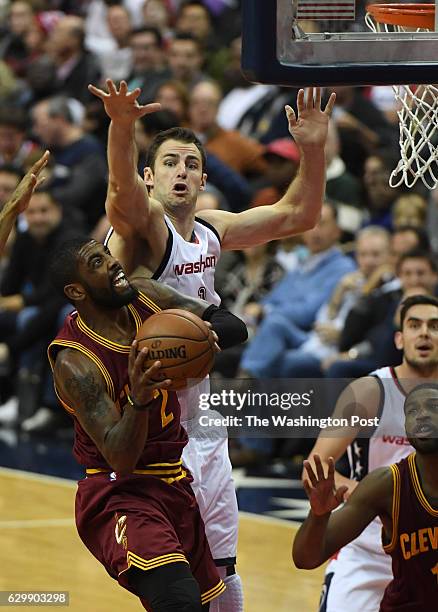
[{"xmin": 202, "ymin": 305, "xmax": 248, "ymax": 350}]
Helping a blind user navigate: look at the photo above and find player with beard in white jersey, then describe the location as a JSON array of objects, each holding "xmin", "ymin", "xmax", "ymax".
[
  {"xmin": 306, "ymin": 294, "xmax": 438, "ymax": 612},
  {"xmin": 89, "ymin": 78, "xmax": 335, "ymax": 611}
]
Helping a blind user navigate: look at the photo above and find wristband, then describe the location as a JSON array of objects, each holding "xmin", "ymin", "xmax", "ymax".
[{"xmin": 127, "ymin": 393, "xmax": 157, "ymax": 411}]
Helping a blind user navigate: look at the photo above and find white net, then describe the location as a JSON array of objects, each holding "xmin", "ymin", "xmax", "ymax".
[{"xmin": 366, "ymin": 8, "xmax": 438, "ymax": 189}]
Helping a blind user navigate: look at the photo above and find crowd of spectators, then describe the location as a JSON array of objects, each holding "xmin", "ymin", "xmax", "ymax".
[{"xmin": 0, "ymin": 2, "xmax": 436, "ymax": 474}]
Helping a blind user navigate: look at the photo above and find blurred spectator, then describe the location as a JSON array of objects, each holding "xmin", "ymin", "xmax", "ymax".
[
  {"xmin": 46, "ymin": 14, "xmax": 101, "ymax": 103},
  {"xmin": 97, "ymin": 4, "xmax": 133, "ymax": 80},
  {"xmin": 213, "ymin": 241, "xmax": 284, "ymax": 377},
  {"xmin": 0, "ymin": 165, "xmax": 21, "ymax": 211},
  {"xmin": 0, "ymin": 189, "xmax": 77, "ymax": 428},
  {"xmin": 188, "ymin": 79, "xmax": 267, "ymax": 177},
  {"xmin": 142, "ymin": 0, "xmax": 175, "ymax": 41},
  {"xmin": 274, "ymin": 226, "xmax": 391, "ymax": 378},
  {"xmin": 0, "ymin": 0, "xmax": 35, "ymax": 77},
  {"xmin": 0, "ymin": 165, "xmax": 21, "ymax": 265},
  {"xmin": 390, "ymin": 224, "xmax": 431, "ymax": 266},
  {"xmin": 0, "ymin": 60, "xmax": 19, "ymax": 102},
  {"xmin": 153, "ymin": 79, "xmax": 189, "ymax": 124},
  {"xmin": 0, "ymin": 106, "xmax": 42, "ymax": 170},
  {"xmin": 362, "ymin": 152, "xmax": 404, "ymax": 230},
  {"xmin": 326, "ymin": 249, "xmax": 438, "ymax": 378},
  {"xmin": 325, "ymin": 120, "xmax": 362, "ymax": 208},
  {"xmin": 126, "ymin": 25, "xmax": 170, "ymax": 102},
  {"xmin": 251, "ymin": 138, "xmax": 300, "ymax": 207},
  {"xmin": 195, "ymin": 188, "xmax": 221, "ymax": 212},
  {"xmin": 392, "ymin": 193, "xmax": 427, "ymax": 229},
  {"xmin": 175, "ymin": 0, "xmax": 231, "ymax": 79},
  {"xmin": 239, "ymin": 202, "xmax": 356, "ymax": 378},
  {"xmin": 166, "ymin": 32, "xmax": 206, "ymax": 87},
  {"xmin": 328, "ymin": 86, "xmax": 397, "ymax": 176},
  {"xmin": 32, "ymin": 95, "xmax": 107, "ymax": 232}
]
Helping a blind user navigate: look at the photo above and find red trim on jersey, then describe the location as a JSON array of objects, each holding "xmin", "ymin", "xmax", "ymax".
[{"xmin": 390, "ymin": 367, "xmax": 407, "ymax": 397}]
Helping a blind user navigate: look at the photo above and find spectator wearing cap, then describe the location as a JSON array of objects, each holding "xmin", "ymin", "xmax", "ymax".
[{"xmin": 251, "ymin": 138, "xmax": 300, "ymax": 207}]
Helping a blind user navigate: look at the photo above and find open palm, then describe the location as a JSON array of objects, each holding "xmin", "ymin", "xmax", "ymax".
[
  {"xmin": 286, "ymin": 88, "xmax": 336, "ymax": 149},
  {"xmin": 303, "ymin": 455, "xmax": 348, "ymax": 516},
  {"xmin": 88, "ymin": 79, "xmax": 161, "ymax": 125}
]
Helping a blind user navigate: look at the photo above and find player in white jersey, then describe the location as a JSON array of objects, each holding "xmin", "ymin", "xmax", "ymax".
[
  {"xmin": 306, "ymin": 294, "xmax": 438, "ymax": 612},
  {"xmin": 90, "ymin": 78, "xmax": 335, "ymax": 611}
]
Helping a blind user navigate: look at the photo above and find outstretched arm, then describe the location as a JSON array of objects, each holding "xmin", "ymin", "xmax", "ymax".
[
  {"xmin": 0, "ymin": 151, "xmax": 49, "ymax": 254},
  {"xmin": 131, "ymin": 271, "xmax": 248, "ymax": 349},
  {"xmin": 199, "ymin": 88, "xmax": 336, "ymax": 250},
  {"xmin": 88, "ymin": 80, "xmax": 167, "ymax": 248},
  {"xmin": 292, "ymin": 456, "xmax": 392, "ymax": 569}
]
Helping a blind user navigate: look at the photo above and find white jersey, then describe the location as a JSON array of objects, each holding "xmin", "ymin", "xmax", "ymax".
[
  {"xmin": 348, "ymin": 366, "xmax": 413, "ymax": 481},
  {"xmin": 152, "ymin": 215, "xmax": 221, "ymax": 421}
]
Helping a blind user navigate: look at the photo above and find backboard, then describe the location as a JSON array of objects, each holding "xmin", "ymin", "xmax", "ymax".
[{"xmin": 241, "ymin": 0, "xmax": 438, "ymax": 86}]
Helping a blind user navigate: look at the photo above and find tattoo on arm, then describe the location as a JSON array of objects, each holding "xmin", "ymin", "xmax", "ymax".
[{"xmin": 64, "ymin": 372, "xmax": 109, "ymax": 421}]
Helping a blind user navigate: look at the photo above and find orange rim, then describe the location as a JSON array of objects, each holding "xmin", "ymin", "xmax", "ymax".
[{"xmin": 366, "ymin": 3, "xmax": 435, "ymax": 29}]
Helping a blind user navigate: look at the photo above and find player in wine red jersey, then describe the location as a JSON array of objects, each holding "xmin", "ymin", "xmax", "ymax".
[
  {"xmin": 47, "ymin": 237, "xmax": 247, "ymax": 611},
  {"xmin": 293, "ymin": 382, "xmax": 438, "ymax": 611}
]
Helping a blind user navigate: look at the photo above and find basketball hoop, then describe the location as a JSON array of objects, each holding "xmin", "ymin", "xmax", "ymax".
[{"xmin": 366, "ymin": 3, "xmax": 438, "ymax": 189}]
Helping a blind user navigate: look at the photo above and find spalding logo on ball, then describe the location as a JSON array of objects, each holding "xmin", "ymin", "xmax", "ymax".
[{"xmin": 135, "ymin": 309, "xmax": 216, "ymax": 391}]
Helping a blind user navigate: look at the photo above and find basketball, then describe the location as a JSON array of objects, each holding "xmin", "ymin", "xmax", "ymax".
[{"xmin": 135, "ymin": 309, "xmax": 216, "ymax": 390}]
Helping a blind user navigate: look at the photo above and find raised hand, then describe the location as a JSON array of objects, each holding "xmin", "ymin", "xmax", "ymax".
[
  {"xmin": 11, "ymin": 150, "xmax": 49, "ymax": 214},
  {"xmin": 285, "ymin": 87, "xmax": 336, "ymax": 149},
  {"xmin": 303, "ymin": 455, "xmax": 348, "ymax": 516},
  {"xmin": 88, "ymin": 79, "xmax": 161, "ymax": 125},
  {"xmin": 128, "ymin": 340, "xmax": 171, "ymax": 407}
]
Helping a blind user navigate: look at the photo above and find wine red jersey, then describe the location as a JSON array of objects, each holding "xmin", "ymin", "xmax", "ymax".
[
  {"xmin": 381, "ymin": 453, "xmax": 438, "ymax": 611},
  {"xmin": 48, "ymin": 292, "xmax": 188, "ymax": 472}
]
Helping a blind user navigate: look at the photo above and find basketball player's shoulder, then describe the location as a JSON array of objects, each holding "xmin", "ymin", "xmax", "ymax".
[{"xmin": 339, "ymin": 375, "xmax": 382, "ymax": 416}]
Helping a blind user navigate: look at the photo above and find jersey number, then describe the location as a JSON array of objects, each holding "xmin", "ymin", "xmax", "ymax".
[{"xmin": 160, "ymin": 390, "xmax": 174, "ymax": 428}]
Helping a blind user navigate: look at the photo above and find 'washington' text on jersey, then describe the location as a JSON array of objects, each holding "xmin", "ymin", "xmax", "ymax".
[{"xmin": 174, "ymin": 255, "xmax": 217, "ymax": 277}]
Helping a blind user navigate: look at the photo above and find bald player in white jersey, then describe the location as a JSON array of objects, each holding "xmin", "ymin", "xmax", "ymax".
[
  {"xmin": 306, "ymin": 294, "xmax": 438, "ymax": 612},
  {"xmin": 90, "ymin": 78, "xmax": 335, "ymax": 611}
]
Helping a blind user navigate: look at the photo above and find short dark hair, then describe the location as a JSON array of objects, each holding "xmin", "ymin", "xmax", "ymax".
[
  {"xmin": 0, "ymin": 106, "xmax": 27, "ymax": 132},
  {"xmin": 140, "ymin": 109, "xmax": 180, "ymax": 137},
  {"xmin": 0, "ymin": 164, "xmax": 23, "ymax": 179},
  {"xmin": 405, "ymin": 382, "xmax": 438, "ymax": 407},
  {"xmin": 49, "ymin": 236, "xmax": 92, "ymax": 299},
  {"xmin": 146, "ymin": 127, "xmax": 206, "ymax": 171},
  {"xmin": 130, "ymin": 25, "xmax": 163, "ymax": 48},
  {"xmin": 399, "ymin": 294, "xmax": 438, "ymax": 329},
  {"xmin": 171, "ymin": 31, "xmax": 203, "ymax": 52},
  {"xmin": 397, "ymin": 249, "xmax": 438, "ymax": 275},
  {"xmin": 393, "ymin": 224, "xmax": 431, "ymax": 252}
]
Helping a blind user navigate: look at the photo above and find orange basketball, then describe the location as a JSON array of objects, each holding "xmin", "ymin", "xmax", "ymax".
[{"xmin": 135, "ymin": 309, "xmax": 215, "ymax": 391}]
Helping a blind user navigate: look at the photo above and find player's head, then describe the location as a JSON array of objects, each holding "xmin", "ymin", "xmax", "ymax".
[
  {"xmin": 404, "ymin": 383, "xmax": 438, "ymax": 454},
  {"xmin": 395, "ymin": 295, "xmax": 438, "ymax": 374},
  {"xmin": 144, "ymin": 127, "xmax": 207, "ymax": 211},
  {"xmin": 50, "ymin": 238, "xmax": 137, "ymax": 309}
]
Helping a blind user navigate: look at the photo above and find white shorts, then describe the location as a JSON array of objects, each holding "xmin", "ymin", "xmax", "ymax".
[
  {"xmin": 320, "ymin": 523, "xmax": 393, "ymax": 612},
  {"xmin": 182, "ymin": 410, "xmax": 238, "ymax": 563}
]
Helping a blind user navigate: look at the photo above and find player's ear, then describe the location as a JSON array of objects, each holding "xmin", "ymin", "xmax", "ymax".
[
  {"xmin": 144, "ymin": 167, "xmax": 154, "ymax": 188},
  {"xmin": 64, "ymin": 283, "xmax": 86, "ymax": 303},
  {"xmin": 394, "ymin": 330, "xmax": 403, "ymax": 350},
  {"xmin": 199, "ymin": 172, "xmax": 207, "ymax": 191}
]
